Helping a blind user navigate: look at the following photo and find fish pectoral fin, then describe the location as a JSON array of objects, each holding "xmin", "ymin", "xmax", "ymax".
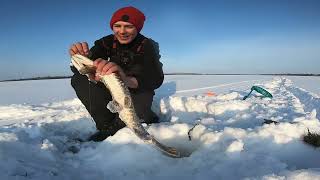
[{"xmin": 107, "ymin": 100, "xmax": 122, "ymax": 113}]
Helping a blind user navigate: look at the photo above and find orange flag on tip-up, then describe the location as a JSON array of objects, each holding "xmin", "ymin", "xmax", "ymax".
[{"xmin": 204, "ymin": 91, "xmax": 216, "ymax": 96}]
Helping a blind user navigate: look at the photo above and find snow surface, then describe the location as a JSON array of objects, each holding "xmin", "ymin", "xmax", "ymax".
[{"xmin": 0, "ymin": 75, "xmax": 320, "ymax": 180}]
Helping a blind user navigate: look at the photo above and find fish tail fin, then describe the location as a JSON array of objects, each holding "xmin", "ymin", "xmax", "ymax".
[{"xmin": 150, "ymin": 137, "xmax": 181, "ymax": 158}]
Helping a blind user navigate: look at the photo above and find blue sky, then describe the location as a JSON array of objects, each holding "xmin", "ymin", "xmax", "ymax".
[{"xmin": 1, "ymin": 0, "xmax": 319, "ymax": 80}]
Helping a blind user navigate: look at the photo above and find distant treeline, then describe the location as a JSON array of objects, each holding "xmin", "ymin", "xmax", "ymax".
[
  {"xmin": 0, "ymin": 76, "xmax": 72, "ymax": 82},
  {"xmin": 1, "ymin": 73, "xmax": 319, "ymax": 82}
]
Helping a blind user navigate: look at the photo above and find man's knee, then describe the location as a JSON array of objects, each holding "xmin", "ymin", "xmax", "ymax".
[
  {"xmin": 131, "ymin": 91, "xmax": 158, "ymax": 124},
  {"xmin": 71, "ymin": 74, "xmax": 88, "ymax": 91}
]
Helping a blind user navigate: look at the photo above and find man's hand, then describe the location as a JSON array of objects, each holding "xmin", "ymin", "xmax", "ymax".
[
  {"xmin": 94, "ymin": 58, "xmax": 138, "ymax": 88},
  {"xmin": 93, "ymin": 58, "xmax": 126, "ymax": 80},
  {"xmin": 69, "ymin": 42, "xmax": 90, "ymax": 57},
  {"xmin": 70, "ymin": 42, "xmax": 95, "ymax": 80}
]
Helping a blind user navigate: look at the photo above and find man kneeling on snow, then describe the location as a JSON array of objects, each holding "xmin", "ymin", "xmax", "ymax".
[{"xmin": 68, "ymin": 6, "xmax": 164, "ymax": 141}]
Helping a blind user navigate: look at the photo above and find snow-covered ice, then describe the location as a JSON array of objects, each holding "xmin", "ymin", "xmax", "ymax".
[{"xmin": 0, "ymin": 75, "xmax": 320, "ymax": 180}]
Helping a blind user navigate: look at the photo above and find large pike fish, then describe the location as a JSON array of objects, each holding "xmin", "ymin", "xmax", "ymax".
[{"xmin": 71, "ymin": 54, "xmax": 181, "ymax": 158}]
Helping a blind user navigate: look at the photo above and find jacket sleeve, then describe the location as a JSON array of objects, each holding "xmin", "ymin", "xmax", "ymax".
[{"xmin": 129, "ymin": 39, "xmax": 164, "ymax": 91}]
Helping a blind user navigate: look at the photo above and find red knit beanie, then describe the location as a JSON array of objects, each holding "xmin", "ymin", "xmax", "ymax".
[{"xmin": 110, "ymin": 6, "xmax": 146, "ymax": 32}]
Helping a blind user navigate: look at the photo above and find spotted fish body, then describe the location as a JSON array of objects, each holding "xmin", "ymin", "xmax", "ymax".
[{"xmin": 71, "ymin": 54, "xmax": 181, "ymax": 158}]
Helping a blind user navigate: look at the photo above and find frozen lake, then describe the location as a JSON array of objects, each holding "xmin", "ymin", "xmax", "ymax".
[
  {"xmin": 0, "ymin": 75, "xmax": 320, "ymax": 179},
  {"xmin": 0, "ymin": 75, "xmax": 319, "ymax": 105}
]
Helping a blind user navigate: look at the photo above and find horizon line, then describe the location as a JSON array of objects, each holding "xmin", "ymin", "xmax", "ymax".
[{"xmin": 1, "ymin": 73, "xmax": 319, "ymax": 82}]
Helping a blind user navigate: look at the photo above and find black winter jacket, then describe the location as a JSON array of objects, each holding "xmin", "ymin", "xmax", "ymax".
[{"xmin": 71, "ymin": 33, "xmax": 164, "ymax": 93}]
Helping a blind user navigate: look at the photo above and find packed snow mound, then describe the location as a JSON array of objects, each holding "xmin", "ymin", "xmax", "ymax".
[{"xmin": 0, "ymin": 77, "xmax": 320, "ymax": 180}]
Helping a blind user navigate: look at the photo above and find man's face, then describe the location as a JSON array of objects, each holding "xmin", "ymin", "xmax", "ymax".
[{"xmin": 112, "ymin": 21, "xmax": 138, "ymax": 44}]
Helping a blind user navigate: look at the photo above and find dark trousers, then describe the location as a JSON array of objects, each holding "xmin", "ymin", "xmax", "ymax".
[{"xmin": 71, "ymin": 73, "xmax": 158, "ymax": 133}]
